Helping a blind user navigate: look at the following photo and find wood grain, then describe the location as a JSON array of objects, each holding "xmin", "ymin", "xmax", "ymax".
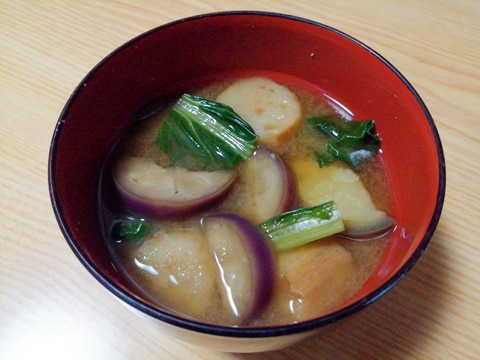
[{"xmin": 1, "ymin": 1, "xmax": 479, "ymax": 359}]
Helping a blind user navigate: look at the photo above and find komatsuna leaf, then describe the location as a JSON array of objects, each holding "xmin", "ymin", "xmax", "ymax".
[
  {"xmin": 111, "ymin": 215, "xmax": 151, "ymax": 243},
  {"xmin": 157, "ymin": 94, "xmax": 259, "ymax": 171},
  {"xmin": 308, "ymin": 115, "xmax": 381, "ymax": 167}
]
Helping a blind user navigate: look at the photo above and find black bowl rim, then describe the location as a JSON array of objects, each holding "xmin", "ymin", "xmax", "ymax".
[{"xmin": 48, "ymin": 10, "xmax": 446, "ymax": 338}]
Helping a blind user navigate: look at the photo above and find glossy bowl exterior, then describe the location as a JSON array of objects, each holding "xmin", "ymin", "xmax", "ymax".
[{"xmin": 49, "ymin": 11, "xmax": 445, "ymax": 352}]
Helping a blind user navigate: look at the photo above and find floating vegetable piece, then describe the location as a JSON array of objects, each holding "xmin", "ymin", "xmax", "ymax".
[
  {"xmin": 236, "ymin": 146, "xmax": 298, "ymax": 223},
  {"xmin": 128, "ymin": 229, "xmax": 217, "ymax": 320},
  {"xmin": 157, "ymin": 94, "xmax": 259, "ymax": 171},
  {"xmin": 201, "ymin": 213, "xmax": 276, "ymax": 325},
  {"xmin": 113, "ymin": 155, "xmax": 237, "ymax": 219},
  {"xmin": 111, "ymin": 215, "xmax": 151, "ymax": 242},
  {"xmin": 259, "ymin": 201, "xmax": 345, "ymax": 252},
  {"xmin": 308, "ymin": 115, "xmax": 380, "ymax": 167},
  {"xmin": 216, "ymin": 77, "xmax": 302, "ymax": 149},
  {"xmin": 291, "ymin": 159, "xmax": 395, "ymax": 238},
  {"xmin": 339, "ymin": 216, "xmax": 395, "ymax": 240}
]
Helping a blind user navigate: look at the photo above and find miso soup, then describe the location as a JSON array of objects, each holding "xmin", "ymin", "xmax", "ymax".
[{"xmin": 99, "ymin": 71, "xmax": 395, "ymax": 327}]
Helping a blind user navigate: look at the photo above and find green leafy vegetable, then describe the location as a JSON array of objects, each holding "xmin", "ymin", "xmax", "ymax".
[
  {"xmin": 111, "ymin": 215, "xmax": 151, "ymax": 242},
  {"xmin": 157, "ymin": 94, "xmax": 259, "ymax": 171},
  {"xmin": 259, "ymin": 201, "xmax": 345, "ymax": 252},
  {"xmin": 308, "ymin": 115, "xmax": 380, "ymax": 167}
]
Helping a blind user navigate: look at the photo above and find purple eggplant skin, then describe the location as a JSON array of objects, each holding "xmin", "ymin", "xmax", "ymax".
[
  {"xmin": 340, "ymin": 216, "xmax": 396, "ymax": 241},
  {"xmin": 255, "ymin": 145, "xmax": 299, "ymax": 215},
  {"xmin": 240, "ymin": 145, "xmax": 298, "ymax": 223},
  {"xmin": 201, "ymin": 213, "xmax": 277, "ymax": 325},
  {"xmin": 114, "ymin": 177, "xmax": 237, "ymax": 219},
  {"xmin": 112, "ymin": 156, "xmax": 238, "ymax": 219}
]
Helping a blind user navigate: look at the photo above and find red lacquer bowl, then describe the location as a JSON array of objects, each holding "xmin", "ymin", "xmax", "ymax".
[{"xmin": 48, "ymin": 11, "xmax": 445, "ymax": 352}]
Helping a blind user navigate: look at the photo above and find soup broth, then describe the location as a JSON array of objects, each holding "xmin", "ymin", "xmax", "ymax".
[{"xmin": 99, "ymin": 72, "xmax": 394, "ymax": 326}]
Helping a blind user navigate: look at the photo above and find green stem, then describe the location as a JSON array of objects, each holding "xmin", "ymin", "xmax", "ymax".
[{"xmin": 259, "ymin": 201, "xmax": 345, "ymax": 251}]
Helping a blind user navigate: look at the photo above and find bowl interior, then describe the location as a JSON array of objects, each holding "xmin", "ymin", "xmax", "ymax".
[{"xmin": 49, "ymin": 12, "xmax": 444, "ymax": 332}]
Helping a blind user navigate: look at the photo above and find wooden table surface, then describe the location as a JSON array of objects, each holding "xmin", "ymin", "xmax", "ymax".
[{"xmin": 1, "ymin": 1, "xmax": 479, "ymax": 359}]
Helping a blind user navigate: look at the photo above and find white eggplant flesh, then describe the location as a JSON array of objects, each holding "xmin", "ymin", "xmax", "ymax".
[
  {"xmin": 201, "ymin": 213, "xmax": 276, "ymax": 325},
  {"xmin": 113, "ymin": 156, "xmax": 238, "ymax": 218},
  {"xmin": 127, "ymin": 228, "xmax": 217, "ymax": 319},
  {"xmin": 238, "ymin": 146, "xmax": 298, "ymax": 223}
]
